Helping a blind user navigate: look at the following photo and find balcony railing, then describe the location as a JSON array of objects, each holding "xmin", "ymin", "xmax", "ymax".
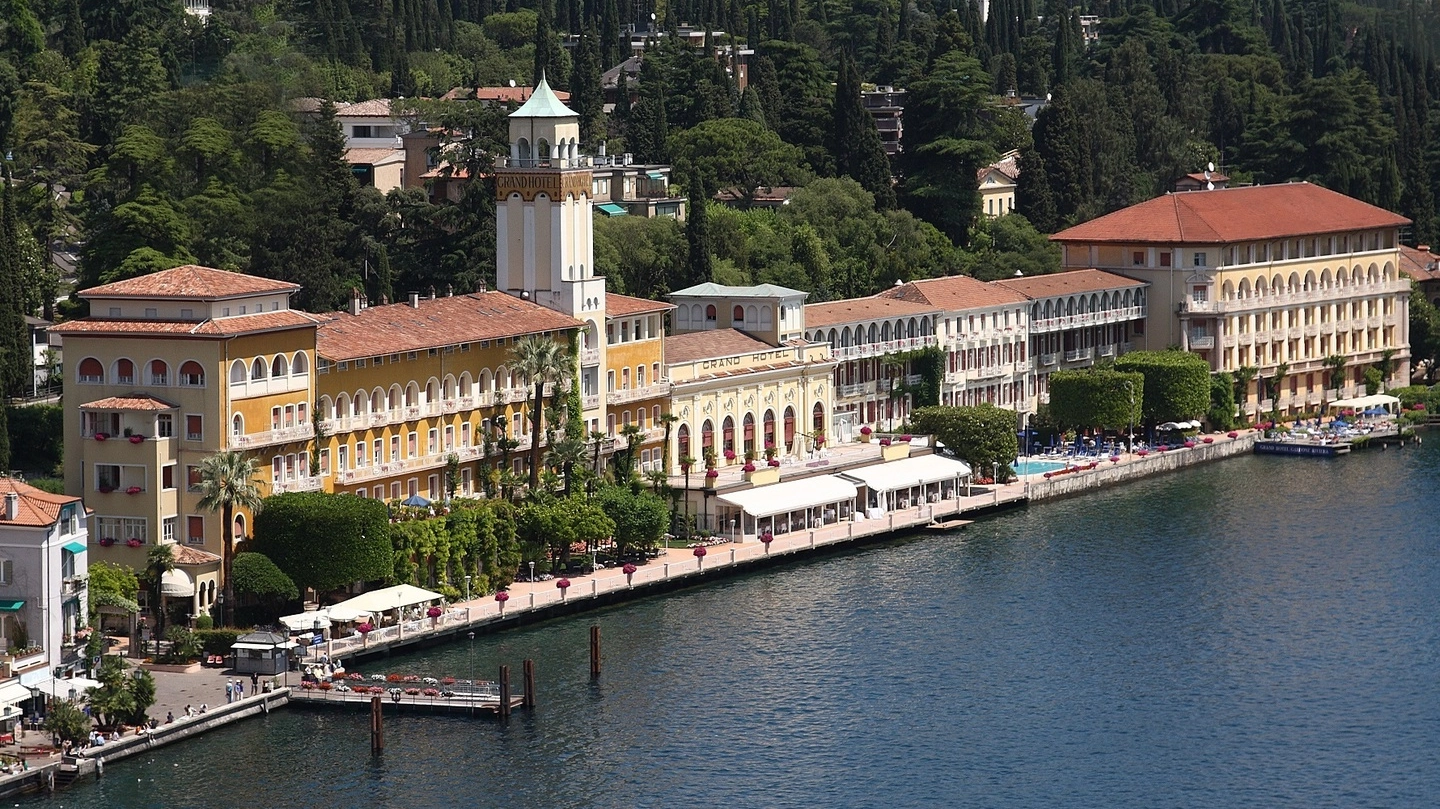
[
  {"xmin": 582, "ymin": 394, "xmax": 600, "ymax": 410},
  {"xmin": 272, "ymin": 475, "xmax": 324, "ymax": 494},
  {"xmin": 0, "ymin": 646, "xmax": 46, "ymax": 678},
  {"xmin": 1062, "ymin": 347, "xmax": 1095, "ymax": 362},
  {"xmin": 496, "ymin": 155, "xmax": 593, "ymax": 169},
  {"xmin": 943, "ymin": 371, "xmax": 963, "ymax": 385},
  {"xmin": 1097, "ymin": 343, "xmax": 1117, "ymax": 357},
  {"xmin": 830, "ymin": 334, "xmax": 937, "ymax": 361},
  {"xmin": 1188, "ymin": 335, "xmax": 1215, "ymax": 349},
  {"xmin": 579, "ymin": 347, "xmax": 601, "ymax": 365},
  {"xmin": 1040, "ymin": 353, "xmax": 1058, "ymax": 366},
  {"xmin": 229, "ymin": 423, "xmax": 315, "ymax": 450},
  {"xmin": 971, "ymin": 364, "xmax": 1013, "ymax": 380},
  {"xmin": 607, "ymin": 382, "xmax": 671, "ymax": 406},
  {"xmin": 839, "ymin": 381, "xmax": 877, "ymax": 399},
  {"xmin": 1030, "ymin": 306, "xmax": 1146, "ymax": 333}
]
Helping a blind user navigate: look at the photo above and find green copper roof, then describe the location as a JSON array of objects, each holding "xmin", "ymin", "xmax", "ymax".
[
  {"xmin": 508, "ymin": 74, "xmax": 578, "ymax": 119},
  {"xmin": 668, "ymin": 282, "xmax": 809, "ymax": 300}
]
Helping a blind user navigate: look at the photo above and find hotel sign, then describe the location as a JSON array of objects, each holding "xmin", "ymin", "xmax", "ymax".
[{"xmin": 699, "ymin": 348, "xmax": 794, "ymax": 371}]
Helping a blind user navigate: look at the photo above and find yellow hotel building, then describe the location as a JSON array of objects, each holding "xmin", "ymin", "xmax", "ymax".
[{"xmin": 1052, "ymin": 182, "xmax": 1412, "ymax": 414}]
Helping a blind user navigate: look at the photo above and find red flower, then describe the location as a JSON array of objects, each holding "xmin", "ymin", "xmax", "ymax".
[
  {"xmin": 622, "ymin": 563, "xmax": 637, "ymax": 575},
  {"xmin": 860, "ymin": 426, "xmax": 873, "ymax": 435},
  {"xmin": 742, "ymin": 462, "xmax": 757, "ymax": 472},
  {"xmin": 556, "ymin": 578, "xmax": 570, "ymax": 589},
  {"xmin": 879, "ymin": 438, "xmax": 892, "ymax": 446},
  {"xmin": 128, "ymin": 435, "xmax": 145, "ymax": 444},
  {"xmin": 723, "ymin": 449, "xmax": 736, "ymax": 460},
  {"xmin": 426, "ymin": 606, "xmax": 442, "ymax": 618},
  {"xmin": 494, "ymin": 591, "xmax": 510, "ymax": 603},
  {"xmin": 899, "ymin": 434, "xmax": 912, "ymax": 442},
  {"xmin": 768, "ymin": 459, "xmax": 780, "ymax": 467},
  {"xmin": 1226, "ymin": 431, "xmax": 1238, "ymax": 438},
  {"xmin": 693, "ymin": 546, "xmax": 707, "ymax": 558},
  {"xmin": 704, "ymin": 469, "xmax": 719, "ymax": 479},
  {"xmin": 94, "ymin": 433, "xmax": 108, "ymax": 442}
]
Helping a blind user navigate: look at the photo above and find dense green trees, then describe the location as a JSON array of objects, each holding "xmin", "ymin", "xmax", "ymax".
[
  {"xmin": 1114, "ymin": 351, "xmax": 1213, "ymax": 426},
  {"xmin": 1048, "ymin": 369, "xmax": 1144, "ymax": 434},
  {"xmin": 251, "ymin": 493, "xmax": 393, "ymax": 594},
  {"xmin": 909, "ymin": 404, "xmax": 1019, "ymax": 476}
]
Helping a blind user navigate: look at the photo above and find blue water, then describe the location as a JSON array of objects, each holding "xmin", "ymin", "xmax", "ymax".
[
  {"xmin": 1011, "ymin": 457, "xmax": 1070, "ymax": 475},
  {"xmin": 37, "ymin": 442, "xmax": 1440, "ymax": 807}
]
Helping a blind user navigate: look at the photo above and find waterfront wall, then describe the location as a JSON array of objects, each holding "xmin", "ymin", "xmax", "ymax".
[
  {"xmin": 1026, "ymin": 433, "xmax": 1258, "ymax": 502},
  {"xmin": 75, "ymin": 689, "xmax": 290, "ymax": 772}
]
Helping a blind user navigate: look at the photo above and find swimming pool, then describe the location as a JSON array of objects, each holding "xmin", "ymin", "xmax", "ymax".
[{"xmin": 1011, "ymin": 458, "xmax": 1070, "ymax": 476}]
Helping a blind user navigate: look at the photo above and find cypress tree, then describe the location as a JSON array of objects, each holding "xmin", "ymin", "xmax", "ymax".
[
  {"xmin": 0, "ymin": 403, "xmax": 9, "ymax": 472},
  {"xmin": 685, "ymin": 170, "xmax": 712, "ymax": 285},
  {"xmin": 601, "ymin": 0, "xmax": 620, "ymax": 69},
  {"xmin": 0, "ymin": 170, "xmax": 25, "ymax": 399},
  {"xmin": 830, "ymin": 52, "xmax": 895, "ymax": 208},
  {"xmin": 1015, "ymin": 147, "xmax": 1057, "ymax": 232},
  {"xmin": 748, "ymin": 55, "xmax": 781, "ymax": 131},
  {"xmin": 60, "ymin": 0, "xmax": 85, "ymax": 57},
  {"xmin": 534, "ymin": 0, "xmax": 565, "ymax": 87},
  {"xmin": 737, "ymin": 85, "xmax": 767, "ymax": 126},
  {"xmin": 570, "ymin": 23, "xmax": 605, "ymax": 148}
]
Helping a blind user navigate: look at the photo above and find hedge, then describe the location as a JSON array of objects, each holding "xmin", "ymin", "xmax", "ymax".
[
  {"xmin": 1113, "ymin": 350, "xmax": 1211, "ymax": 424},
  {"xmin": 251, "ymin": 492, "xmax": 393, "ymax": 593},
  {"xmin": 1047, "ymin": 369, "xmax": 1143, "ymax": 430}
]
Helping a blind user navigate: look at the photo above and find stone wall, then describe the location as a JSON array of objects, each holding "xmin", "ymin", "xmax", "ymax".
[
  {"xmin": 1025, "ymin": 434, "xmax": 1258, "ymax": 502},
  {"xmin": 76, "ymin": 689, "xmax": 290, "ymax": 772}
]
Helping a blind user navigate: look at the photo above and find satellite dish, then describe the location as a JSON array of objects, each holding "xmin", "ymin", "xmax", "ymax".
[
  {"xmin": 1207, "ymin": 161, "xmax": 1215, "ymax": 172},
  {"xmin": 508, "ymin": 79, "xmax": 516, "ymax": 87},
  {"xmin": 1045, "ymin": 93, "xmax": 1052, "ymax": 102},
  {"xmin": 1206, "ymin": 181, "xmax": 1215, "ymax": 191},
  {"xmin": 1203, "ymin": 170, "xmax": 1211, "ymax": 180}
]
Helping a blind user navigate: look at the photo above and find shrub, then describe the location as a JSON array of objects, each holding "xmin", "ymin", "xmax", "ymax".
[
  {"xmin": 1114, "ymin": 351, "xmax": 1211, "ymax": 424},
  {"xmin": 194, "ymin": 628, "xmax": 246, "ymax": 656},
  {"xmin": 194, "ymin": 614, "xmax": 214, "ymax": 630},
  {"xmin": 251, "ymin": 493, "xmax": 392, "ymax": 593}
]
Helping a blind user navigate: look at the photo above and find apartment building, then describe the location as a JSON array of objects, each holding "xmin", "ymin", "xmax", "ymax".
[
  {"xmin": 1052, "ymin": 182, "xmax": 1411, "ymax": 413},
  {"xmin": 0, "ymin": 480, "xmax": 88, "ymax": 680}
]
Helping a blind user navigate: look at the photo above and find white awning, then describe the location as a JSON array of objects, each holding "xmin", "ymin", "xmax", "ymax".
[
  {"xmin": 160, "ymin": 569, "xmax": 194, "ymax": 597},
  {"xmin": 0, "ymin": 679, "xmax": 32, "ymax": 706},
  {"xmin": 280, "ymin": 612, "xmax": 332, "ymax": 632},
  {"xmin": 715, "ymin": 475, "xmax": 857, "ymax": 518},
  {"xmin": 231, "ymin": 642, "xmax": 282, "ymax": 651},
  {"xmin": 1329, "ymin": 394, "xmax": 1400, "ymax": 410},
  {"xmin": 838, "ymin": 454, "xmax": 973, "ymax": 494},
  {"xmin": 326, "ymin": 584, "xmax": 445, "ymax": 622},
  {"xmin": 29, "ymin": 677, "xmax": 101, "ymax": 699}
]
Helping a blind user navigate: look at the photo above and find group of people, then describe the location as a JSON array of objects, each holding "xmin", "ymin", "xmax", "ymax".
[{"xmin": 225, "ymin": 673, "xmax": 260, "ymax": 703}]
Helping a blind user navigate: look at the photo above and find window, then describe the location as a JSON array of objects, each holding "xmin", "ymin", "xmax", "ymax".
[
  {"xmin": 145, "ymin": 308, "xmax": 158, "ymax": 318},
  {"xmin": 352, "ymin": 125, "xmax": 372, "ymax": 138},
  {"xmin": 427, "ymin": 429, "xmax": 438, "ymax": 455},
  {"xmin": 95, "ymin": 465, "xmax": 120, "ymax": 492},
  {"xmin": 407, "ymin": 432, "xmax": 418, "ymax": 458},
  {"xmin": 1159, "ymin": 252, "xmax": 1172, "ymax": 267},
  {"xmin": 187, "ymin": 516, "xmax": 205, "ymax": 545},
  {"xmin": 163, "ymin": 517, "xmax": 176, "ymax": 545},
  {"xmin": 149, "ymin": 359, "xmax": 169, "ymax": 385},
  {"xmin": 0, "ymin": 559, "xmax": 13, "ymax": 585},
  {"xmin": 162, "ymin": 465, "xmax": 175, "ymax": 490},
  {"xmin": 108, "ymin": 307, "xmax": 121, "ymax": 317},
  {"xmin": 98, "ymin": 516, "xmax": 147, "ymax": 544},
  {"xmin": 390, "ymin": 436, "xmax": 400, "ymax": 461},
  {"xmin": 320, "ymin": 448, "xmax": 331, "ymax": 475},
  {"xmin": 705, "ymin": 305, "xmax": 717, "ymax": 321},
  {"xmin": 181, "ymin": 309, "xmax": 193, "ymax": 319},
  {"xmin": 180, "ymin": 361, "xmax": 205, "ymax": 387},
  {"xmin": 185, "ymin": 415, "xmax": 203, "ymax": 441},
  {"xmin": 157, "ymin": 414, "xmax": 173, "ymax": 438},
  {"xmin": 78, "ymin": 357, "xmax": 104, "ymax": 384},
  {"xmin": 1193, "ymin": 252, "xmax": 1207, "ymax": 267}
]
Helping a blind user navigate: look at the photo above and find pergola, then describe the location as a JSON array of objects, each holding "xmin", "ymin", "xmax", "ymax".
[{"xmin": 715, "ymin": 476, "xmax": 858, "ymax": 541}]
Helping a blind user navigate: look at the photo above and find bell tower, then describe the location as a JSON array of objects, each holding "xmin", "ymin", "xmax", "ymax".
[
  {"xmin": 496, "ymin": 74, "xmax": 605, "ymax": 322},
  {"xmin": 496, "ymin": 74, "xmax": 606, "ymax": 428}
]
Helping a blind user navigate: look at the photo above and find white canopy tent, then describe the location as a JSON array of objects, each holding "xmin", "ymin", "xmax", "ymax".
[
  {"xmin": 715, "ymin": 475, "xmax": 857, "ymax": 540},
  {"xmin": 29, "ymin": 676, "xmax": 101, "ymax": 700},
  {"xmin": 839, "ymin": 454, "xmax": 972, "ymax": 513},
  {"xmin": 279, "ymin": 612, "xmax": 332, "ymax": 632},
  {"xmin": 1329, "ymin": 394, "xmax": 1400, "ymax": 413},
  {"xmin": 326, "ymin": 584, "xmax": 445, "ymax": 623}
]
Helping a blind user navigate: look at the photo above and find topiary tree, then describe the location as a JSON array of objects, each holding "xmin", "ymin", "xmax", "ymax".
[
  {"xmin": 1114, "ymin": 350, "xmax": 1211, "ymax": 429},
  {"xmin": 1047, "ymin": 369, "xmax": 1143, "ymax": 438},
  {"xmin": 250, "ymin": 492, "xmax": 392, "ymax": 595},
  {"xmin": 909, "ymin": 404, "xmax": 1019, "ymax": 477},
  {"xmin": 1208, "ymin": 372, "xmax": 1236, "ymax": 431},
  {"xmin": 232, "ymin": 552, "xmax": 299, "ymax": 603}
]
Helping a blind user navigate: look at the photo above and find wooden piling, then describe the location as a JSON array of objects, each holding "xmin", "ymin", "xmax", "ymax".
[
  {"xmin": 498, "ymin": 665, "xmax": 511, "ymax": 719},
  {"xmin": 589, "ymin": 625, "xmax": 601, "ymax": 679},
  {"xmin": 369, "ymin": 696, "xmax": 384, "ymax": 754},
  {"xmin": 522, "ymin": 658, "xmax": 536, "ymax": 709}
]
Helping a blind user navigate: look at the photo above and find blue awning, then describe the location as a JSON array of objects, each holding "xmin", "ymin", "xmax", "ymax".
[
  {"xmin": 645, "ymin": 171, "xmax": 665, "ymax": 181},
  {"xmin": 597, "ymin": 203, "xmax": 628, "ymax": 216},
  {"xmin": 62, "ymin": 541, "xmax": 87, "ymax": 554}
]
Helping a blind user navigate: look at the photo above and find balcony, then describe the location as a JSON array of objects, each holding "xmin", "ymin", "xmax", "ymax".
[
  {"xmin": 830, "ymin": 334, "xmax": 938, "ymax": 361},
  {"xmin": 0, "ymin": 646, "xmax": 46, "ymax": 678},
  {"xmin": 1220, "ymin": 335, "xmax": 1237, "ymax": 349},
  {"xmin": 1366, "ymin": 315, "xmax": 1383, "ymax": 328},
  {"xmin": 229, "ymin": 423, "xmax": 315, "ymax": 450},
  {"xmin": 904, "ymin": 374, "xmax": 923, "ymax": 386},
  {"xmin": 272, "ymin": 475, "xmax": 324, "ymax": 494},
  {"xmin": 943, "ymin": 371, "xmax": 963, "ymax": 385},
  {"xmin": 1098, "ymin": 344, "xmax": 1117, "ymax": 357},
  {"xmin": 229, "ymin": 374, "xmax": 310, "ymax": 400},
  {"xmin": 1063, "ymin": 348, "xmax": 1094, "ymax": 363},
  {"xmin": 582, "ymin": 394, "xmax": 600, "ymax": 410},
  {"xmin": 1119, "ymin": 342, "xmax": 1134, "ymax": 353},
  {"xmin": 579, "ymin": 347, "xmax": 601, "ymax": 365},
  {"xmin": 972, "ymin": 364, "xmax": 1012, "ymax": 380},
  {"xmin": 1179, "ymin": 299, "xmax": 1216, "ymax": 314},
  {"xmin": 62, "ymin": 576, "xmax": 87, "ymax": 597},
  {"xmin": 1029, "ymin": 306, "xmax": 1146, "ymax": 333},
  {"xmin": 839, "ymin": 381, "xmax": 877, "ymax": 399},
  {"xmin": 1286, "ymin": 327, "xmax": 1302, "ymax": 340},
  {"xmin": 1188, "ymin": 335, "xmax": 1215, "ymax": 350},
  {"xmin": 607, "ymin": 382, "xmax": 671, "ymax": 406},
  {"xmin": 1304, "ymin": 324, "xmax": 1319, "ymax": 337},
  {"xmin": 1040, "ymin": 352, "xmax": 1058, "ymax": 366}
]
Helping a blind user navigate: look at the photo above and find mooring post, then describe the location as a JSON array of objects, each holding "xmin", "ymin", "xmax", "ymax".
[
  {"xmin": 370, "ymin": 695, "xmax": 384, "ymax": 755},
  {"xmin": 589, "ymin": 625, "xmax": 601, "ymax": 679},
  {"xmin": 522, "ymin": 658, "xmax": 536, "ymax": 709},
  {"xmin": 498, "ymin": 665, "xmax": 511, "ymax": 719}
]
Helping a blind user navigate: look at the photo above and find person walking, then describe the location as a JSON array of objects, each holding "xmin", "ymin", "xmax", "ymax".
[
  {"xmin": 225, "ymin": 680, "xmax": 234, "ymax": 704},
  {"xmin": 236, "ymin": 679, "xmax": 244, "ymax": 699},
  {"xmin": 250, "ymin": 671, "xmax": 259, "ymax": 694}
]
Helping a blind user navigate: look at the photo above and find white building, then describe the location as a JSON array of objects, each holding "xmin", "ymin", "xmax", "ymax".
[{"xmin": 0, "ymin": 479, "xmax": 89, "ymax": 683}]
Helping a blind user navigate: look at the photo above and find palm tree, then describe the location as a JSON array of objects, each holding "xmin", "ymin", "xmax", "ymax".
[
  {"xmin": 1320, "ymin": 354, "xmax": 1347, "ymax": 412},
  {"xmin": 546, "ymin": 434, "xmax": 589, "ymax": 495},
  {"xmin": 142, "ymin": 544, "xmax": 175, "ymax": 637},
  {"xmin": 659, "ymin": 412, "xmax": 678, "ymax": 472},
  {"xmin": 1268, "ymin": 361, "xmax": 1289, "ymax": 424},
  {"xmin": 196, "ymin": 451, "xmax": 264, "ymax": 627},
  {"xmin": 510, "ymin": 335, "xmax": 566, "ymax": 490},
  {"xmin": 1233, "ymin": 365, "xmax": 1258, "ymax": 424}
]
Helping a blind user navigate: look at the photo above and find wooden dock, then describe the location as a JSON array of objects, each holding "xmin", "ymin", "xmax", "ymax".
[
  {"xmin": 288, "ymin": 688, "xmax": 525, "ymax": 715},
  {"xmin": 928, "ymin": 518, "xmax": 973, "ymax": 531}
]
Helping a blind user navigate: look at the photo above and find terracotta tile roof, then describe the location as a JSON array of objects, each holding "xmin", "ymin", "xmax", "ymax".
[
  {"xmin": 334, "ymin": 99, "xmax": 394, "ymax": 117},
  {"xmin": 976, "ymin": 150, "xmax": 1020, "ymax": 184},
  {"xmin": 0, "ymin": 478, "xmax": 80, "ymax": 529},
  {"xmin": 345, "ymin": 147, "xmax": 404, "ymax": 165},
  {"xmin": 877, "ymin": 275, "xmax": 1030, "ymax": 311},
  {"xmin": 665, "ymin": 329, "xmax": 776, "ymax": 364},
  {"xmin": 81, "ymin": 266, "xmax": 299, "ymax": 300},
  {"xmin": 316, "ymin": 292, "xmax": 583, "ymax": 361},
  {"xmin": 1051, "ymin": 182, "xmax": 1410, "ymax": 244},
  {"xmin": 993, "ymin": 269, "xmax": 1146, "ymax": 299},
  {"xmin": 445, "ymin": 86, "xmax": 572, "ymax": 103},
  {"xmin": 80, "ymin": 395, "xmax": 178, "ymax": 411},
  {"xmin": 606, "ymin": 293, "xmax": 675, "ymax": 317},
  {"xmin": 170, "ymin": 545, "xmax": 221, "ymax": 565},
  {"xmin": 804, "ymin": 297, "xmax": 940, "ymax": 329},
  {"xmin": 1182, "ymin": 171, "xmax": 1229, "ymax": 183},
  {"xmin": 675, "ymin": 358, "xmax": 821, "ymax": 384},
  {"xmin": 50, "ymin": 310, "xmax": 324, "ymax": 338},
  {"xmin": 1399, "ymin": 245, "xmax": 1440, "ymax": 282}
]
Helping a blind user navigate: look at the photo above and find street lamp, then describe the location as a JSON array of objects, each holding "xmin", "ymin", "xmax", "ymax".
[
  {"xmin": 464, "ymin": 575, "xmax": 472, "ymax": 603},
  {"xmin": 992, "ymin": 462, "xmax": 999, "ymax": 505},
  {"xmin": 1124, "ymin": 380, "xmax": 1135, "ymax": 452},
  {"xmin": 528, "ymin": 561, "xmax": 535, "ymax": 583}
]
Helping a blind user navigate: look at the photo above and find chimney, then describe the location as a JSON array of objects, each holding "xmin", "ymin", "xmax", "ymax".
[
  {"xmin": 3, "ymin": 492, "xmax": 17, "ymax": 521},
  {"xmin": 1419, "ymin": 245, "xmax": 1431, "ymax": 253},
  {"xmin": 446, "ymin": 284, "xmax": 454, "ymax": 297},
  {"xmin": 409, "ymin": 292, "xmax": 421, "ymax": 308},
  {"xmin": 348, "ymin": 288, "xmax": 362, "ymax": 316},
  {"xmin": 476, "ymin": 278, "xmax": 488, "ymax": 293},
  {"xmin": 428, "ymin": 286, "xmax": 437, "ymax": 300}
]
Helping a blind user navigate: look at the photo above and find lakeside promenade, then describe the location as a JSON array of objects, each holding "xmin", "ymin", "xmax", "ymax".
[{"xmin": 301, "ymin": 428, "xmax": 1262, "ymax": 665}]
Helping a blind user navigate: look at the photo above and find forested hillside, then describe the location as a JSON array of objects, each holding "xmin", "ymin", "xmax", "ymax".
[{"xmin": 0, "ymin": 0, "xmax": 1437, "ymax": 345}]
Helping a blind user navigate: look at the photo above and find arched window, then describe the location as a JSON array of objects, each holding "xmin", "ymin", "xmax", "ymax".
[
  {"xmin": 677, "ymin": 306, "xmax": 690, "ymax": 328},
  {"xmin": 336, "ymin": 393, "xmax": 351, "ymax": 419},
  {"xmin": 783, "ymin": 406, "xmax": 796, "ymax": 446},
  {"xmin": 517, "ymin": 138, "xmax": 531, "ymax": 161},
  {"xmin": 371, "ymin": 389, "xmax": 384, "ymax": 414},
  {"xmin": 77, "ymin": 357, "xmax": 103, "ymax": 384},
  {"xmin": 251, "ymin": 358, "xmax": 268, "ymax": 380},
  {"xmin": 113, "ymin": 358, "xmax": 135, "ymax": 384},
  {"xmin": 743, "ymin": 413, "xmax": 756, "ymax": 454},
  {"xmin": 701, "ymin": 419, "xmax": 714, "ymax": 454},
  {"xmin": 229, "ymin": 360, "xmax": 246, "ymax": 384},
  {"xmin": 271, "ymin": 355, "xmax": 288, "ymax": 378},
  {"xmin": 388, "ymin": 385, "xmax": 402, "ymax": 411},
  {"xmin": 291, "ymin": 352, "xmax": 309, "ymax": 375},
  {"xmin": 426, "ymin": 379, "xmax": 439, "ymax": 403},
  {"xmin": 882, "ymin": 321, "xmax": 893, "ymax": 342},
  {"xmin": 705, "ymin": 304, "xmax": 717, "ymax": 322},
  {"xmin": 733, "ymin": 305, "xmax": 744, "ymax": 323},
  {"xmin": 722, "ymin": 416, "xmax": 735, "ymax": 452},
  {"xmin": 319, "ymin": 395, "xmax": 333, "ymax": 419},
  {"xmin": 231, "ymin": 414, "xmax": 243, "ymax": 437},
  {"xmin": 180, "ymin": 361, "xmax": 205, "ymax": 387},
  {"xmin": 813, "ymin": 402, "xmax": 825, "ymax": 431},
  {"xmin": 405, "ymin": 382, "xmax": 420, "ymax": 407},
  {"xmin": 459, "ymin": 372, "xmax": 472, "ymax": 397},
  {"xmin": 763, "ymin": 409, "xmax": 776, "ymax": 449},
  {"xmin": 149, "ymin": 360, "xmax": 169, "ymax": 385},
  {"xmin": 351, "ymin": 391, "xmax": 365, "ymax": 416},
  {"xmin": 677, "ymin": 424, "xmax": 691, "ymax": 461}
]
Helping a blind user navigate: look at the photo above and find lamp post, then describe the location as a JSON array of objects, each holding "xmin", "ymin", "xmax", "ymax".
[
  {"xmin": 992, "ymin": 462, "xmax": 999, "ymax": 505},
  {"xmin": 528, "ymin": 561, "xmax": 535, "ymax": 584},
  {"xmin": 1124, "ymin": 380, "xmax": 1135, "ymax": 453},
  {"xmin": 464, "ymin": 575, "xmax": 472, "ymax": 603},
  {"xmin": 467, "ymin": 631, "xmax": 475, "ymax": 688}
]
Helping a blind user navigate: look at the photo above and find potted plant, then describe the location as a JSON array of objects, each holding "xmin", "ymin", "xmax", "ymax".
[
  {"xmin": 556, "ymin": 578, "xmax": 570, "ymax": 601},
  {"xmin": 723, "ymin": 448, "xmax": 737, "ymax": 463},
  {"xmin": 495, "ymin": 590, "xmax": 509, "ymax": 614},
  {"xmin": 767, "ymin": 458, "xmax": 780, "ymax": 468},
  {"xmin": 742, "ymin": 462, "xmax": 757, "ymax": 474},
  {"xmin": 704, "ymin": 468, "xmax": 719, "ymax": 487},
  {"xmin": 94, "ymin": 433, "xmax": 108, "ymax": 442},
  {"xmin": 879, "ymin": 438, "xmax": 892, "ymax": 447},
  {"xmin": 764, "ymin": 441, "xmax": 777, "ymax": 460},
  {"xmin": 126, "ymin": 486, "xmax": 143, "ymax": 495},
  {"xmin": 760, "ymin": 531, "xmax": 774, "ymax": 553},
  {"xmin": 693, "ymin": 545, "xmax": 707, "ymax": 570},
  {"xmin": 125, "ymin": 538, "xmax": 143, "ymax": 548},
  {"xmin": 859, "ymin": 426, "xmax": 873, "ymax": 443},
  {"xmin": 427, "ymin": 606, "xmax": 442, "ymax": 626},
  {"xmin": 98, "ymin": 485, "xmax": 115, "ymax": 494},
  {"xmin": 98, "ymin": 537, "xmax": 116, "ymax": 547},
  {"xmin": 128, "ymin": 434, "xmax": 145, "ymax": 444},
  {"xmin": 899, "ymin": 434, "xmax": 913, "ymax": 443},
  {"xmin": 623, "ymin": 562, "xmax": 637, "ymax": 585}
]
